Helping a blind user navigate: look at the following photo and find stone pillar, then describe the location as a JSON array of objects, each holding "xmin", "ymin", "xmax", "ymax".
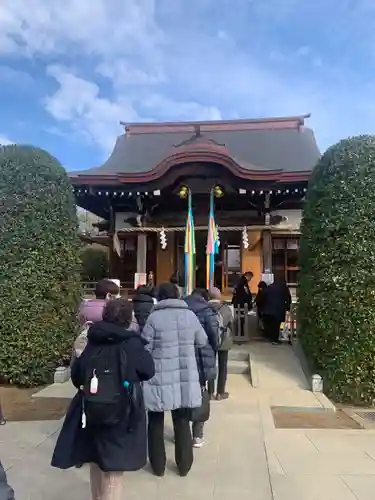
[
  {"xmin": 137, "ymin": 234, "xmax": 147, "ymax": 273},
  {"xmin": 262, "ymin": 231, "xmax": 272, "ymax": 272}
]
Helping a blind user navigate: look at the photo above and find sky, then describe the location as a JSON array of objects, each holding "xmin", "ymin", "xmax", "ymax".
[{"xmin": 0, "ymin": 0, "xmax": 374, "ymax": 172}]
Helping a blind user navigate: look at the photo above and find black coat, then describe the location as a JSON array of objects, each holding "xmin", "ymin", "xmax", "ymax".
[
  {"xmin": 132, "ymin": 293, "xmax": 154, "ymax": 332},
  {"xmin": 255, "ymin": 289, "xmax": 267, "ymax": 316},
  {"xmin": 262, "ymin": 282, "xmax": 292, "ymax": 322},
  {"xmin": 232, "ymin": 276, "xmax": 253, "ymax": 308},
  {"xmin": 51, "ymin": 321, "xmax": 155, "ymax": 472},
  {"xmin": 0, "ymin": 461, "xmax": 14, "ymax": 500},
  {"xmin": 185, "ymin": 294, "xmax": 219, "ymax": 384}
]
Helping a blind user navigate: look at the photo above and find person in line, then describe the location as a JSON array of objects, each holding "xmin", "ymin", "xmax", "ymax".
[
  {"xmin": 169, "ymin": 273, "xmax": 183, "ymax": 298},
  {"xmin": 208, "ymin": 287, "xmax": 234, "ymax": 400},
  {"xmin": 78, "ymin": 278, "xmax": 139, "ymax": 332},
  {"xmin": 255, "ymin": 281, "xmax": 268, "ymax": 333},
  {"xmin": 52, "ymin": 298, "xmax": 155, "ymax": 500},
  {"xmin": 0, "ymin": 401, "xmax": 5, "ymax": 425},
  {"xmin": 185, "ymin": 288, "xmax": 219, "ymax": 447},
  {"xmin": 141, "ymin": 282, "xmax": 207, "ymax": 477},
  {"xmin": 79, "ymin": 279, "xmax": 121, "ymax": 324},
  {"xmin": 231, "ymin": 271, "xmax": 253, "ymax": 309},
  {"xmin": 261, "ymin": 278, "xmax": 292, "ymax": 345},
  {"xmin": 0, "ymin": 460, "xmax": 14, "ymax": 500},
  {"xmin": 232, "ymin": 271, "xmax": 254, "ymax": 339},
  {"xmin": 132, "ymin": 285, "xmax": 155, "ymax": 332}
]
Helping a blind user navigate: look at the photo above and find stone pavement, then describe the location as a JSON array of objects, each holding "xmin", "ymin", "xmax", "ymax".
[
  {"xmin": 1, "ymin": 375, "xmax": 273, "ymax": 500},
  {"xmin": 2, "ymin": 371, "xmax": 375, "ymax": 498},
  {"xmin": 249, "ymin": 342, "xmax": 334, "ymax": 410}
]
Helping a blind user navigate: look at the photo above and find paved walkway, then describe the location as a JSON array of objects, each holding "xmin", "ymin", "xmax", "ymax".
[
  {"xmin": 2, "ymin": 375, "xmax": 273, "ymax": 500},
  {"xmin": 249, "ymin": 342, "xmax": 333, "ymax": 410},
  {"xmin": 2, "ymin": 365, "xmax": 375, "ymax": 498}
]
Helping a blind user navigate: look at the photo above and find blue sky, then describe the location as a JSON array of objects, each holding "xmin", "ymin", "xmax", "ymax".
[{"xmin": 0, "ymin": 0, "xmax": 374, "ymax": 172}]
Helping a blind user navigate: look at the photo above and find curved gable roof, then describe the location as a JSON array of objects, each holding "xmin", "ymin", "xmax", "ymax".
[{"xmin": 71, "ymin": 115, "xmax": 320, "ymax": 182}]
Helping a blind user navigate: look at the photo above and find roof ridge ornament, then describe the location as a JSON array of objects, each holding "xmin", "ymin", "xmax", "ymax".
[{"xmin": 173, "ymin": 126, "xmax": 226, "ymax": 148}]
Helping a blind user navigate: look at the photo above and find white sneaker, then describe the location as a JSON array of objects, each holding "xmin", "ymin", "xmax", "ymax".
[{"xmin": 193, "ymin": 437, "xmax": 205, "ymax": 448}]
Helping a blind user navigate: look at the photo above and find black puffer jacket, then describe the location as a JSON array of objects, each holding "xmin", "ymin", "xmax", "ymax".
[
  {"xmin": 185, "ymin": 294, "xmax": 219, "ymax": 384},
  {"xmin": 0, "ymin": 461, "xmax": 14, "ymax": 500},
  {"xmin": 133, "ymin": 290, "xmax": 155, "ymax": 332}
]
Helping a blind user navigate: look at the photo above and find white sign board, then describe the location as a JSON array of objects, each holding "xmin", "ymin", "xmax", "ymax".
[
  {"xmin": 134, "ymin": 273, "xmax": 147, "ymax": 289},
  {"xmin": 261, "ymin": 273, "xmax": 274, "ymax": 285},
  {"xmin": 271, "ymin": 209, "xmax": 302, "ymax": 231}
]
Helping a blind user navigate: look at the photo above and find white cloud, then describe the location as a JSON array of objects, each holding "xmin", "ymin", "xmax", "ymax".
[
  {"xmin": 44, "ymin": 65, "xmax": 139, "ymax": 153},
  {"xmin": 0, "ymin": 135, "xmax": 14, "ymax": 145},
  {"xmin": 0, "ymin": 0, "xmax": 163, "ymax": 59},
  {"xmin": 44, "ymin": 65, "xmax": 223, "ymax": 153},
  {"xmin": 97, "ymin": 61, "xmax": 166, "ymax": 88},
  {"xmin": 140, "ymin": 94, "xmax": 222, "ymax": 122},
  {"xmin": 1, "ymin": 0, "xmax": 375, "ymax": 156}
]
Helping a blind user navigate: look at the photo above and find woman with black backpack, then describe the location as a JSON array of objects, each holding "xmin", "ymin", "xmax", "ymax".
[{"xmin": 52, "ymin": 298, "xmax": 155, "ymax": 500}]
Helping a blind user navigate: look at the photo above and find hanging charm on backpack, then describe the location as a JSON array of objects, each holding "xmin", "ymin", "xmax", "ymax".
[
  {"xmin": 81, "ymin": 409, "xmax": 87, "ymax": 429},
  {"xmin": 90, "ymin": 370, "xmax": 98, "ymax": 394}
]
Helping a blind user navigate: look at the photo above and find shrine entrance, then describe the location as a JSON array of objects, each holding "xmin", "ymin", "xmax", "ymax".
[{"xmin": 175, "ymin": 230, "xmax": 241, "ymax": 293}]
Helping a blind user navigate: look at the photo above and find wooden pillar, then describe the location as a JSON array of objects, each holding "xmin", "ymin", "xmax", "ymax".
[
  {"xmin": 262, "ymin": 192, "xmax": 272, "ymax": 272},
  {"xmin": 107, "ymin": 203, "xmax": 116, "ymax": 278},
  {"xmin": 136, "ymin": 234, "xmax": 147, "ymax": 273}
]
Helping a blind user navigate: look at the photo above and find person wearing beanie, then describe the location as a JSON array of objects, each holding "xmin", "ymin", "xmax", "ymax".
[{"xmin": 208, "ymin": 287, "xmax": 234, "ymax": 400}]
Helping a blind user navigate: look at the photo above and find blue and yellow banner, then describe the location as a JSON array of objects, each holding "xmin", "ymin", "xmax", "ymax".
[{"xmin": 184, "ymin": 189, "xmax": 196, "ymax": 296}]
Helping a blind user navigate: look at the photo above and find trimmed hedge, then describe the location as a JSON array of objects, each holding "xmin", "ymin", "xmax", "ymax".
[
  {"xmin": 298, "ymin": 135, "xmax": 375, "ymax": 404},
  {"xmin": 0, "ymin": 145, "xmax": 82, "ymax": 386},
  {"xmin": 81, "ymin": 246, "xmax": 109, "ymax": 282}
]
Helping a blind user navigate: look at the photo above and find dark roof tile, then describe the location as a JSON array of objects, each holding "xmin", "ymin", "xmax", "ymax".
[{"xmin": 73, "ymin": 123, "xmax": 320, "ymax": 176}]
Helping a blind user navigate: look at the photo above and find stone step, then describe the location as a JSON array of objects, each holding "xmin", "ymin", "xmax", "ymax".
[
  {"xmin": 228, "ymin": 348, "xmax": 250, "ymax": 362},
  {"xmin": 227, "ymin": 359, "xmax": 250, "ymax": 375}
]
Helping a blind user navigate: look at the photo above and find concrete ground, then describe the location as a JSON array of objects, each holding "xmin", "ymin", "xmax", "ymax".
[{"xmin": 2, "ymin": 345, "xmax": 375, "ymax": 499}]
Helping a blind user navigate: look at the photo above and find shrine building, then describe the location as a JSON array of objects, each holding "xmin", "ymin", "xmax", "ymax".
[{"xmin": 70, "ymin": 114, "xmax": 320, "ymax": 297}]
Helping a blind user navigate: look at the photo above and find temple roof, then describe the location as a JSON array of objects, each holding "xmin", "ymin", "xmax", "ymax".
[{"xmin": 71, "ymin": 115, "xmax": 320, "ymax": 181}]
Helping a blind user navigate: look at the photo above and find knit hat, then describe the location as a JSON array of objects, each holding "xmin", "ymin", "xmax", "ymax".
[{"xmin": 208, "ymin": 287, "xmax": 222, "ymax": 300}]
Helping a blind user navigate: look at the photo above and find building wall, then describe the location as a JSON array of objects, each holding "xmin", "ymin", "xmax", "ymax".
[
  {"xmin": 115, "ymin": 212, "xmax": 140, "ymax": 230},
  {"xmin": 154, "ymin": 230, "xmax": 263, "ymax": 293},
  {"xmin": 241, "ymin": 230, "xmax": 262, "ymax": 294}
]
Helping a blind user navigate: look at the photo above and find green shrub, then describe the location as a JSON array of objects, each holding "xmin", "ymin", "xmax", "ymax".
[
  {"xmin": 81, "ymin": 246, "xmax": 109, "ymax": 282},
  {"xmin": 298, "ymin": 135, "xmax": 375, "ymax": 404},
  {"xmin": 0, "ymin": 145, "xmax": 82, "ymax": 386}
]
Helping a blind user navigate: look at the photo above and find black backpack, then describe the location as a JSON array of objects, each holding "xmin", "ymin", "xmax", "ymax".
[{"xmin": 82, "ymin": 343, "xmax": 131, "ymax": 428}]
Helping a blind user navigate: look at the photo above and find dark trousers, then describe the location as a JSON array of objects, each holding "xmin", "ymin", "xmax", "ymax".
[
  {"xmin": 0, "ymin": 401, "xmax": 5, "ymax": 424},
  {"xmin": 192, "ymin": 421, "xmax": 204, "ymax": 439},
  {"xmin": 217, "ymin": 350, "xmax": 229, "ymax": 394},
  {"xmin": 263, "ymin": 315, "xmax": 281, "ymax": 342},
  {"xmin": 148, "ymin": 409, "xmax": 193, "ymax": 476},
  {"xmin": 207, "ymin": 351, "xmax": 229, "ymax": 396}
]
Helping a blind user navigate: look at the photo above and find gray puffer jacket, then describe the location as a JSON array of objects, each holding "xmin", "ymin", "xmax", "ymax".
[
  {"xmin": 0, "ymin": 461, "xmax": 14, "ymax": 500},
  {"xmin": 141, "ymin": 299, "xmax": 208, "ymax": 412},
  {"xmin": 209, "ymin": 300, "xmax": 234, "ymax": 351}
]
